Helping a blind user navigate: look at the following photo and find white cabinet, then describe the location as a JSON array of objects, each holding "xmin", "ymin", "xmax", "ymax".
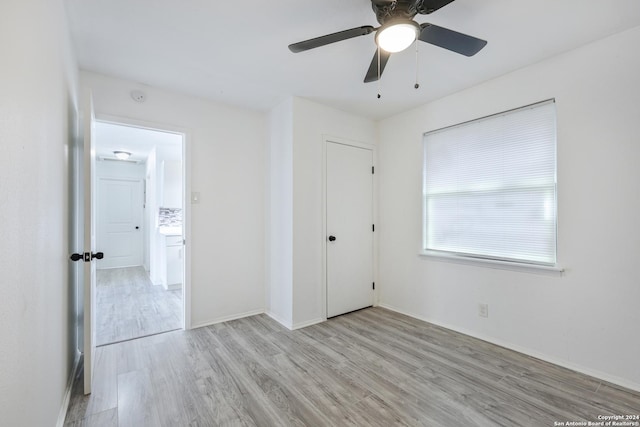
[
  {"xmin": 158, "ymin": 232, "xmax": 183, "ymax": 290},
  {"xmin": 165, "ymin": 235, "xmax": 182, "ymax": 290}
]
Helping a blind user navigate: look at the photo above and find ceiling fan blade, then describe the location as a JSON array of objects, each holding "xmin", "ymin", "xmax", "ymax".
[
  {"xmin": 364, "ymin": 49, "xmax": 391, "ymax": 83},
  {"xmin": 419, "ymin": 23, "xmax": 487, "ymax": 56},
  {"xmin": 416, "ymin": 0, "xmax": 456, "ymax": 15},
  {"xmin": 289, "ymin": 26, "xmax": 375, "ymax": 53}
]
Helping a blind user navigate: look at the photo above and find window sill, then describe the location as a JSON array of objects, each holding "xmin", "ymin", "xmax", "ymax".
[{"xmin": 418, "ymin": 251, "xmax": 564, "ymax": 276}]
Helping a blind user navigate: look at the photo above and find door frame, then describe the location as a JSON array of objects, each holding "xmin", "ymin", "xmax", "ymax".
[
  {"xmin": 322, "ymin": 135, "xmax": 378, "ymax": 320},
  {"xmin": 95, "ymin": 113, "xmax": 193, "ymax": 330}
]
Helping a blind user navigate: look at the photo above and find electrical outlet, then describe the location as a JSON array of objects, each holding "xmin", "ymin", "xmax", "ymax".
[{"xmin": 478, "ymin": 303, "xmax": 489, "ymax": 318}]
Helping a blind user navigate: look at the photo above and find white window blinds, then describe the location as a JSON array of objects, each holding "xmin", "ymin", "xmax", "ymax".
[{"xmin": 423, "ymin": 100, "xmax": 557, "ymax": 265}]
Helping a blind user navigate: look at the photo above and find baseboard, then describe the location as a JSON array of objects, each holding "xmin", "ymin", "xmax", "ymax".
[
  {"xmin": 190, "ymin": 308, "xmax": 265, "ymax": 329},
  {"xmin": 56, "ymin": 350, "xmax": 81, "ymax": 427},
  {"xmin": 292, "ymin": 317, "xmax": 325, "ymax": 330},
  {"xmin": 266, "ymin": 311, "xmax": 293, "ymax": 330},
  {"xmin": 266, "ymin": 313, "xmax": 327, "ymax": 331},
  {"xmin": 378, "ymin": 303, "xmax": 640, "ymax": 393},
  {"xmin": 166, "ymin": 283, "xmax": 182, "ymax": 291}
]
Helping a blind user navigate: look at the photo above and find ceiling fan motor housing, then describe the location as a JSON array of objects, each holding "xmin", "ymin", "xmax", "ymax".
[
  {"xmin": 372, "ymin": 1, "xmax": 416, "ymax": 25},
  {"xmin": 371, "ymin": 0, "xmax": 455, "ymax": 24},
  {"xmin": 371, "ymin": 0, "xmax": 453, "ymax": 25}
]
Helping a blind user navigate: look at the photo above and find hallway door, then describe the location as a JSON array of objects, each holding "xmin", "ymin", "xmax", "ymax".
[
  {"xmin": 82, "ymin": 92, "xmax": 98, "ymax": 394},
  {"xmin": 326, "ymin": 141, "xmax": 374, "ymax": 318},
  {"xmin": 97, "ymin": 177, "xmax": 143, "ymax": 268}
]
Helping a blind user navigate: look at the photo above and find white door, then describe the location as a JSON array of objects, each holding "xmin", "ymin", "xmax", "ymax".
[
  {"xmin": 326, "ymin": 141, "xmax": 374, "ymax": 318},
  {"xmin": 82, "ymin": 92, "xmax": 98, "ymax": 394},
  {"xmin": 97, "ymin": 178, "xmax": 143, "ymax": 268}
]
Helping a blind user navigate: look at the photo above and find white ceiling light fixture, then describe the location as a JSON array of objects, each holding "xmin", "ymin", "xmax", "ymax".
[
  {"xmin": 113, "ymin": 150, "xmax": 131, "ymax": 160},
  {"xmin": 375, "ymin": 21, "xmax": 420, "ymax": 53}
]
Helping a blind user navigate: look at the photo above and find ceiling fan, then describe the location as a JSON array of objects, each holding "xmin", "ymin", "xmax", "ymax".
[{"xmin": 288, "ymin": 0, "xmax": 487, "ymax": 83}]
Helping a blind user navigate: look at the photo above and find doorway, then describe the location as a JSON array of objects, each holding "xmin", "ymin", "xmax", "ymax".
[
  {"xmin": 94, "ymin": 121, "xmax": 186, "ymax": 345},
  {"xmin": 325, "ymin": 139, "xmax": 375, "ymax": 318}
]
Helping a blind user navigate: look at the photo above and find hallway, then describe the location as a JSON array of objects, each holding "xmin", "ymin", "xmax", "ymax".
[{"xmin": 97, "ymin": 267, "xmax": 182, "ymax": 346}]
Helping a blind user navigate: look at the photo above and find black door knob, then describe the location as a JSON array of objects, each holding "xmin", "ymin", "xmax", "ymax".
[
  {"xmin": 70, "ymin": 252, "xmax": 104, "ymax": 262},
  {"xmin": 328, "ymin": 235, "xmax": 336, "ymax": 242},
  {"xmin": 135, "ymin": 226, "xmax": 140, "ymax": 229}
]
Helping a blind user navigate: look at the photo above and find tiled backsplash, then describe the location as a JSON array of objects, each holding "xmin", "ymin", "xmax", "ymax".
[{"xmin": 158, "ymin": 207, "xmax": 182, "ymax": 227}]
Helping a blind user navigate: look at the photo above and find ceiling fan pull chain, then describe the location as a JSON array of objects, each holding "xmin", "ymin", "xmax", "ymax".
[
  {"xmin": 415, "ymin": 40, "xmax": 420, "ymax": 89},
  {"xmin": 377, "ymin": 45, "xmax": 382, "ymax": 99}
]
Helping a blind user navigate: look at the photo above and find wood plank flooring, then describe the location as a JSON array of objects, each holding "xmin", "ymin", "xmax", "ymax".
[
  {"xmin": 96, "ymin": 267, "xmax": 182, "ymax": 346},
  {"xmin": 65, "ymin": 308, "xmax": 640, "ymax": 426}
]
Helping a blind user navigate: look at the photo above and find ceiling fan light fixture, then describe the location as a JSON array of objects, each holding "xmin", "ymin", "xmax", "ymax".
[
  {"xmin": 113, "ymin": 151, "xmax": 131, "ymax": 160},
  {"xmin": 376, "ymin": 21, "xmax": 419, "ymax": 53}
]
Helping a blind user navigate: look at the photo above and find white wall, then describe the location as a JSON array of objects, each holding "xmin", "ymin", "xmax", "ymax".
[
  {"xmin": 146, "ymin": 147, "xmax": 158, "ymax": 277},
  {"xmin": 0, "ymin": 0, "xmax": 79, "ymax": 425},
  {"xmin": 378, "ymin": 25, "xmax": 640, "ymax": 390},
  {"xmin": 162, "ymin": 159, "xmax": 182, "ymax": 208},
  {"xmin": 292, "ymin": 98, "xmax": 376, "ymax": 327},
  {"xmin": 80, "ymin": 71, "xmax": 267, "ymax": 327},
  {"xmin": 266, "ymin": 97, "xmax": 376, "ymax": 329},
  {"xmin": 267, "ymin": 98, "xmax": 294, "ymax": 327},
  {"xmin": 96, "ymin": 158, "xmax": 146, "ymax": 179}
]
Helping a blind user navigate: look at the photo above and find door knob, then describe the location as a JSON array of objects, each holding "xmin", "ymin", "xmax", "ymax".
[
  {"xmin": 70, "ymin": 252, "xmax": 103, "ymax": 262},
  {"xmin": 328, "ymin": 235, "xmax": 336, "ymax": 242},
  {"xmin": 135, "ymin": 226, "xmax": 140, "ymax": 230},
  {"xmin": 70, "ymin": 253, "xmax": 84, "ymax": 262}
]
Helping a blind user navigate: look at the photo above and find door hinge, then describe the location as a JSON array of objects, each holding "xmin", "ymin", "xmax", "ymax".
[
  {"xmin": 372, "ymin": 282, "xmax": 375, "ymax": 290},
  {"xmin": 372, "ymin": 224, "xmax": 375, "ymax": 232},
  {"xmin": 372, "ymin": 166, "xmax": 375, "ymax": 174}
]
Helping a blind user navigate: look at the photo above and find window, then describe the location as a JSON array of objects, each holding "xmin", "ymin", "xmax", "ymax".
[{"xmin": 422, "ymin": 100, "xmax": 557, "ymax": 266}]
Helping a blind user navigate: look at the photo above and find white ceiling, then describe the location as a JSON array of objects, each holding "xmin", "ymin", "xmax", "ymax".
[
  {"xmin": 65, "ymin": 0, "xmax": 640, "ymax": 120},
  {"xmin": 95, "ymin": 121, "xmax": 182, "ymax": 163}
]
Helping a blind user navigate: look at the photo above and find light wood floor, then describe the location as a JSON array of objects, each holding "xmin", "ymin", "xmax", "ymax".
[
  {"xmin": 65, "ymin": 307, "xmax": 639, "ymax": 426},
  {"xmin": 96, "ymin": 267, "xmax": 182, "ymax": 346}
]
